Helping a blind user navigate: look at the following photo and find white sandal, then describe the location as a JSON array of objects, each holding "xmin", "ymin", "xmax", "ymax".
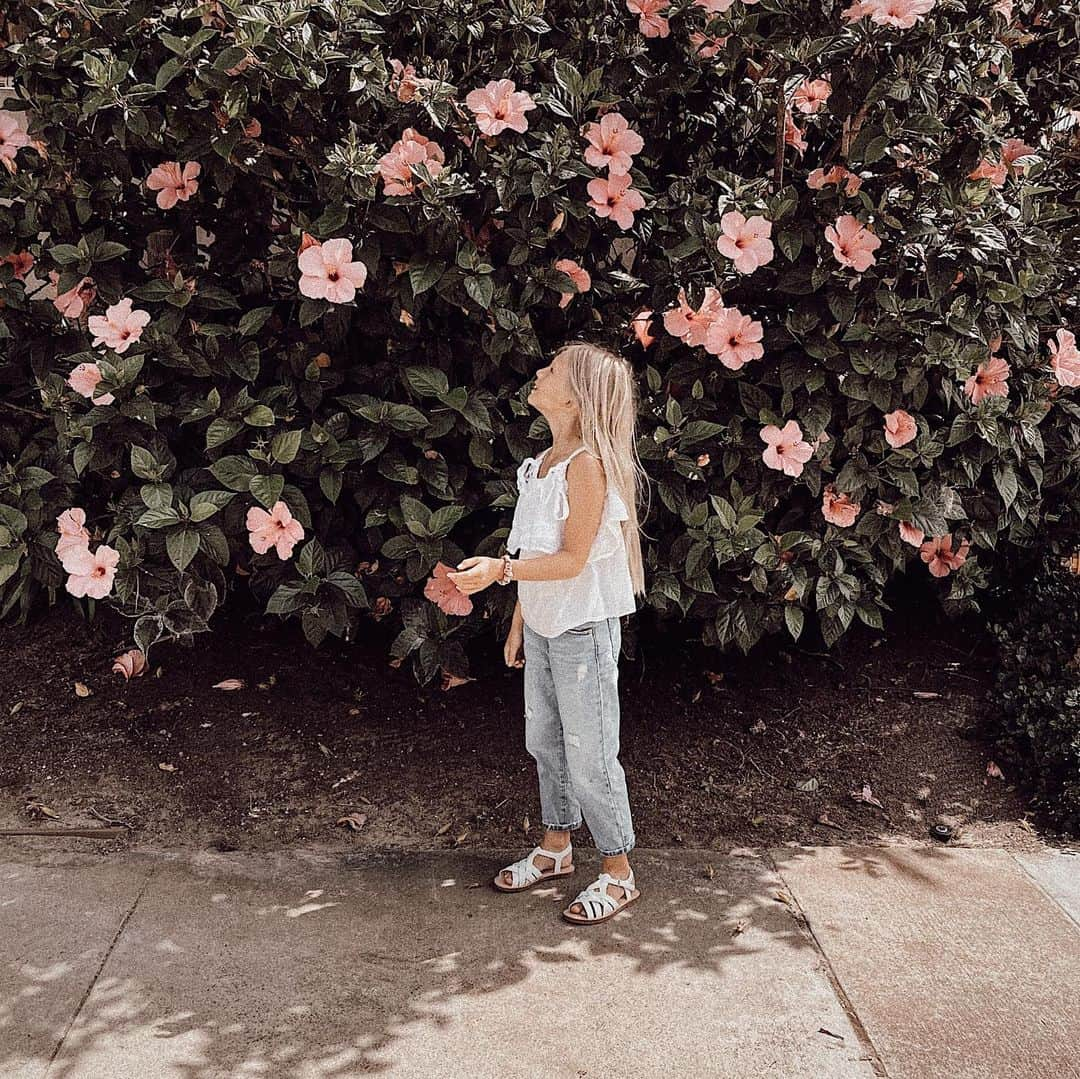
[
  {"xmin": 562, "ymin": 869, "xmax": 640, "ymax": 925},
  {"xmin": 492, "ymin": 841, "xmax": 575, "ymax": 892}
]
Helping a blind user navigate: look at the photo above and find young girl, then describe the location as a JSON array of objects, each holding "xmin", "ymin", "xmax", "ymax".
[{"xmin": 447, "ymin": 340, "xmax": 649, "ymax": 925}]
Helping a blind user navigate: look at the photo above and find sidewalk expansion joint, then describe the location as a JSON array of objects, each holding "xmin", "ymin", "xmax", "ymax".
[
  {"xmin": 765, "ymin": 850, "xmax": 890, "ymax": 1079},
  {"xmin": 45, "ymin": 862, "xmax": 160, "ymax": 1074},
  {"xmin": 1009, "ymin": 850, "xmax": 1080, "ymax": 934}
]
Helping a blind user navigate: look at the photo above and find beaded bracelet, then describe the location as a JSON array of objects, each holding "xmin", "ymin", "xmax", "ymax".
[{"xmin": 496, "ymin": 551, "xmax": 513, "ymax": 586}]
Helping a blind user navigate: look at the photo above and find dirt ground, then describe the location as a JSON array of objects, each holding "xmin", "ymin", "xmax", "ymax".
[{"xmin": 0, "ymin": 588, "xmax": 1068, "ymax": 862}]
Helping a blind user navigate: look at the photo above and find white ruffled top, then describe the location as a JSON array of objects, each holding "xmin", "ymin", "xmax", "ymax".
[{"xmin": 507, "ymin": 445, "xmax": 638, "ymax": 638}]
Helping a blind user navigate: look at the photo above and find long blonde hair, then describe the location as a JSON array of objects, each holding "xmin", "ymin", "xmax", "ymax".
[{"xmin": 556, "ymin": 340, "xmax": 652, "ymax": 598}]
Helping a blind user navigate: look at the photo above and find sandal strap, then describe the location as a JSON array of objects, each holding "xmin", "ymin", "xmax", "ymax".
[
  {"xmin": 570, "ymin": 871, "xmax": 635, "ymax": 919},
  {"xmin": 504, "ymin": 842, "xmax": 572, "ymax": 887}
]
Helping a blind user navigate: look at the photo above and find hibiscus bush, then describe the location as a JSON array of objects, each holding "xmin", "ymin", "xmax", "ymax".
[
  {"xmin": 1, "ymin": 0, "xmax": 1078, "ymax": 685},
  {"xmin": 985, "ymin": 550, "xmax": 1080, "ymax": 833}
]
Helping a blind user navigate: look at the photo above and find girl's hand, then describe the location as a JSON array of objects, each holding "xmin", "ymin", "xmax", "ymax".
[
  {"xmin": 504, "ymin": 621, "xmax": 524, "ymax": 668},
  {"xmin": 447, "ymin": 555, "xmax": 501, "ymax": 595}
]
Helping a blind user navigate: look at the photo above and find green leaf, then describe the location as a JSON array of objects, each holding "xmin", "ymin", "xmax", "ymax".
[
  {"xmin": 209, "ymin": 455, "xmax": 258, "ymax": 491},
  {"xmin": 784, "ymin": 605, "xmax": 804, "ymax": 641},
  {"xmin": 405, "ymin": 366, "xmax": 450, "ymax": 397},
  {"xmin": 271, "ymin": 430, "xmax": 302, "ymax": 464},
  {"xmin": 250, "ymin": 474, "xmax": 285, "ymax": 508},
  {"xmin": 137, "ymin": 507, "xmax": 182, "ymax": 529},
  {"xmin": 130, "ymin": 446, "xmax": 160, "ymax": 480},
  {"xmin": 319, "ymin": 469, "xmax": 343, "ymax": 504},
  {"xmin": 239, "ymin": 306, "xmax": 274, "ymax": 336},
  {"xmin": 464, "ymin": 274, "xmax": 494, "ymax": 309},
  {"xmin": 408, "ymin": 260, "xmax": 446, "ymax": 296},
  {"xmin": 244, "ymin": 404, "xmax": 276, "ymax": 427},
  {"xmin": 189, "ymin": 490, "xmax": 235, "ymax": 522},
  {"xmin": 206, "ymin": 418, "xmax": 243, "ymax": 450},
  {"xmin": 166, "ymin": 528, "xmax": 200, "ymax": 571}
]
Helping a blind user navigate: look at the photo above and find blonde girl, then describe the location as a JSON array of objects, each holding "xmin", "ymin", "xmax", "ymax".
[{"xmin": 447, "ymin": 340, "xmax": 649, "ymax": 925}]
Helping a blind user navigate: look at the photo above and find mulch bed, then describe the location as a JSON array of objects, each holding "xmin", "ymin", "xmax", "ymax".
[{"xmin": 0, "ymin": 585, "xmax": 1056, "ymax": 857}]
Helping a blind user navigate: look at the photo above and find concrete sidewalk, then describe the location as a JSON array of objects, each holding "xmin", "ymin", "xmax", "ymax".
[{"xmin": 2, "ymin": 843, "xmax": 1077, "ymax": 1079}]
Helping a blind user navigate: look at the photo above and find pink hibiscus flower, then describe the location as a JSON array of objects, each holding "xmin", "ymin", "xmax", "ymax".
[
  {"xmin": 627, "ymin": 0, "xmax": 671, "ymax": 37},
  {"xmin": 377, "ymin": 128, "xmax": 445, "ymax": 196},
  {"xmin": 822, "ymin": 485, "xmax": 861, "ymax": 527},
  {"xmin": 145, "ymin": 161, "xmax": 201, "ymax": 210},
  {"xmin": 1048, "ymin": 328, "xmax": 1080, "ymax": 388},
  {"xmin": 297, "ymin": 237, "xmax": 368, "ymax": 304},
  {"xmin": 583, "ymin": 112, "xmax": 644, "ymax": 175},
  {"xmin": 586, "ymin": 172, "xmax": 646, "ymax": 230},
  {"xmin": 464, "ymin": 79, "xmax": 537, "ymax": 136},
  {"xmin": 63, "ymin": 543, "xmax": 120, "ymax": 599},
  {"xmin": 783, "ymin": 109, "xmax": 807, "ymax": 155},
  {"xmin": 716, "ymin": 210, "xmax": 774, "ymax": 274},
  {"xmin": 424, "ymin": 561, "xmax": 474, "ymax": 617},
  {"xmin": 67, "ymin": 362, "xmax": 115, "ymax": 406},
  {"xmin": 388, "ymin": 59, "xmax": 431, "ymax": 103},
  {"xmin": 631, "ymin": 309, "xmax": 656, "ymax": 349},
  {"xmin": 246, "ymin": 501, "xmax": 305, "ymax": 560},
  {"xmin": 0, "ymin": 110, "xmax": 30, "ymax": 165},
  {"xmin": 663, "ymin": 287, "xmax": 725, "ymax": 347},
  {"xmin": 87, "ymin": 297, "xmax": 151, "ymax": 354},
  {"xmin": 703, "ymin": 306, "xmax": 764, "ymax": 369},
  {"xmin": 760, "ymin": 420, "xmax": 814, "ymax": 478},
  {"xmin": 690, "ymin": 31, "xmax": 729, "ymax": 58},
  {"xmin": 3, "ymin": 250, "xmax": 34, "ymax": 279},
  {"xmin": 553, "ymin": 258, "xmax": 591, "ymax": 308},
  {"xmin": 898, "ymin": 521, "xmax": 925, "ymax": 547},
  {"xmin": 1002, "ymin": 137, "xmax": 1036, "ymax": 174},
  {"xmin": 883, "ymin": 408, "xmax": 917, "ymax": 448},
  {"xmin": 825, "ymin": 214, "xmax": 881, "ymax": 272},
  {"xmin": 920, "ymin": 535, "xmax": 970, "ymax": 578},
  {"xmin": 968, "ymin": 158, "xmax": 1007, "ymax": 187},
  {"xmin": 47, "ymin": 272, "xmax": 95, "ymax": 320},
  {"xmin": 842, "ymin": 0, "xmax": 936, "ymax": 28},
  {"xmin": 963, "ymin": 355, "xmax": 1010, "ymax": 404},
  {"xmin": 56, "ymin": 507, "xmax": 91, "ymax": 562},
  {"xmin": 793, "ymin": 78, "xmax": 832, "ymax": 115},
  {"xmin": 807, "ymin": 165, "xmax": 863, "ymax": 195}
]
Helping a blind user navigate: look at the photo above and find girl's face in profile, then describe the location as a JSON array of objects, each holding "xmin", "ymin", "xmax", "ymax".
[{"xmin": 527, "ymin": 349, "xmax": 577, "ymax": 421}]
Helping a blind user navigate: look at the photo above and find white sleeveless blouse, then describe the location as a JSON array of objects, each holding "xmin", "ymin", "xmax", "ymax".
[{"xmin": 506, "ymin": 445, "xmax": 638, "ymax": 638}]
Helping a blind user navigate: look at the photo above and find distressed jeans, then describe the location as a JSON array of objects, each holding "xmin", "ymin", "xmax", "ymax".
[{"xmin": 522, "ymin": 616, "xmax": 636, "ymax": 857}]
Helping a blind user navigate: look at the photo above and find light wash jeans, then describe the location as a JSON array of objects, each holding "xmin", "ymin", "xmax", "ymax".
[{"xmin": 522, "ymin": 615, "xmax": 636, "ymax": 857}]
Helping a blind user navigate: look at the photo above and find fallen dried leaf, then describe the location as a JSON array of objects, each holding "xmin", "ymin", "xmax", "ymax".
[
  {"xmin": 112, "ymin": 649, "xmax": 148, "ymax": 681},
  {"xmin": 850, "ymin": 783, "xmax": 884, "ymax": 809},
  {"xmin": 986, "ymin": 760, "xmax": 1004, "ymax": 779},
  {"xmin": 213, "ymin": 678, "xmax": 245, "ymax": 691},
  {"xmin": 773, "ymin": 890, "xmax": 794, "ymax": 907},
  {"xmin": 913, "ymin": 690, "xmax": 941, "ymax": 699},
  {"xmin": 331, "ymin": 769, "xmax": 361, "ymax": 789},
  {"xmin": 10, "ymin": 701, "xmax": 23, "ymax": 716},
  {"xmin": 522, "ymin": 815, "xmax": 529, "ymax": 832},
  {"xmin": 704, "ymin": 864, "xmax": 715, "ymax": 880},
  {"xmin": 453, "ymin": 830, "xmax": 469, "ymax": 846},
  {"xmin": 730, "ymin": 919, "xmax": 748, "ymax": 938},
  {"xmin": 318, "ymin": 742, "xmax": 332, "ymax": 757},
  {"xmin": 336, "ymin": 813, "xmax": 367, "ymax": 832},
  {"xmin": 74, "ymin": 681, "xmax": 92, "ymax": 698},
  {"xmin": 25, "ymin": 801, "xmax": 61, "ymax": 821},
  {"xmin": 434, "ymin": 821, "xmax": 453, "ymax": 837},
  {"xmin": 158, "ymin": 763, "xmax": 177, "ymax": 773},
  {"xmin": 815, "ymin": 813, "xmax": 843, "ymax": 830},
  {"xmin": 795, "ymin": 777, "xmax": 819, "ymax": 792}
]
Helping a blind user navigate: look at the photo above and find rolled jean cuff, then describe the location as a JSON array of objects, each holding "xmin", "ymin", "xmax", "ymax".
[
  {"xmin": 542, "ymin": 820, "xmax": 582, "ymax": 831},
  {"xmin": 598, "ymin": 837, "xmax": 636, "ymax": 856}
]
